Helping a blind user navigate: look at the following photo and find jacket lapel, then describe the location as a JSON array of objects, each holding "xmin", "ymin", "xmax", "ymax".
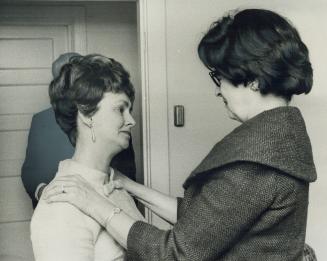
[{"xmin": 183, "ymin": 106, "xmax": 317, "ymax": 189}]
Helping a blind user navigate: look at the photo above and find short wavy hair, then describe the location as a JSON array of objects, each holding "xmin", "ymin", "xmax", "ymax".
[
  {"xmin": 49, "ymin": 54, "xmax": 135, "ymax": 146},
  {"xmin": 198, "ymin": 9, "xmax": 313, "ymax": 101}
]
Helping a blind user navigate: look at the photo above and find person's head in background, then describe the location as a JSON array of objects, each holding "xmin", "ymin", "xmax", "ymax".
[
  {"xmin": 52, "ymin": 52, "xmax": 81, "ymax": 78},
  {"xmin": 49, "ymin": 54, "xmax": 136, "ymax": 170},
  {"xmin": 198, "ymin": 9, "xmax": 313, "ymax": 122}
]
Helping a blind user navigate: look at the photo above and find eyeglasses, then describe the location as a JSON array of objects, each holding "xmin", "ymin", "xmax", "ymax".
[{"xmin": 209, "ymin": 70, "xmax": 221, "ymax": 88}]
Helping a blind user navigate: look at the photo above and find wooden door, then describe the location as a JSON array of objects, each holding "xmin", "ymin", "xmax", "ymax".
[{"xmin": 0, "ymin": 5, "xmax": 86, "ymax": 260}]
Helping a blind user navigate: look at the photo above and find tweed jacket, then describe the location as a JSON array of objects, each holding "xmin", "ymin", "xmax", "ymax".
[{"xmin": 127, "ymin": 106, "xmax": 317, "ymax": 261}]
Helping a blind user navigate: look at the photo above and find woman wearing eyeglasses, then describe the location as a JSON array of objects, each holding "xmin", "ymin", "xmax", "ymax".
[{"xmin": 43, "ymin": 9, "xmax": 316, "ymax": 260}]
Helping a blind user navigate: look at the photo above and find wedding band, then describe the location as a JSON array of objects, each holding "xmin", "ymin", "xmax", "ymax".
[{"xmin": 61, "ymin": 184, "xmax": 65, "ymax": 193}]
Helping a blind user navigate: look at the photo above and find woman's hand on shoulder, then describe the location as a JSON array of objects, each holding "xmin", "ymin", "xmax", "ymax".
[
  {"xmin": 42, "ymin": 175, "xmax": 109, "ymax": 218},
  {"xmin": 111, "ymin": 169, "xmax": 134, "ymax": 190}
]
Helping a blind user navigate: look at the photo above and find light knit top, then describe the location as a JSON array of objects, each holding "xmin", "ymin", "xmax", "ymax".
[{"xmin": 31, "ymin": 159, "xmax": 144, "ymax": 261}]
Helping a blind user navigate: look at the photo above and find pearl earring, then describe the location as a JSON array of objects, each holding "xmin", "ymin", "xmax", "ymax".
[
  {"xmin": 89, "ymin": 118, "xmax": 96, "ymax": 143},
  {"xmin": 79, "ymin": 114, "xmax": 96, "ymax": 143},
  {"xmin": 249, "ymin": 82, "xmax": 259, "ymax": 92}
]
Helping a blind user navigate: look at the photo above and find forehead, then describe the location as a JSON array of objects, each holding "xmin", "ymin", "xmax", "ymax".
[{"xmin": 99, "ymin": 92, "xmax": 132, "ymax": 107}]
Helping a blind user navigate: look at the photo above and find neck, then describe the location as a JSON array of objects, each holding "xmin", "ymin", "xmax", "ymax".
[
  {"xmin": 245, "ymin": 95, "xmax": 289, "ymax": 122},
  {"xmin": 72, "ymin": 137, "xmax": 118, "ymax": 173}
]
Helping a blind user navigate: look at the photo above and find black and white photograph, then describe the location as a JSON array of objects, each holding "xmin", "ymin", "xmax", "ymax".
[{"xmin": 0, "ymin": 0, "xmax": 326, "ymax": 260}]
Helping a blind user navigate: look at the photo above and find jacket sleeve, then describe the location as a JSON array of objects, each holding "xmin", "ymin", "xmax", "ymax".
[
  {"xmin": 176, "ymin": 197, "xmax": 184, "ymax": 220},
  {"xmin": 21, "ymin": 111, "xmax": 74, "ymax": 208},
  {"xmin": 127, "ymin": 162, "xmax": 277, "ymax": 261}
]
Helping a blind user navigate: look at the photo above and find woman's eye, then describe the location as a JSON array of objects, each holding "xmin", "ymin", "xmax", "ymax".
[{"xmin": 116, "ymin": 106, "xmax": 125, "ymax": 114}]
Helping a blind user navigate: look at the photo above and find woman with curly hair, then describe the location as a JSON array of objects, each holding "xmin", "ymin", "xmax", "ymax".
[{"xmin": 31, "ymin": 54, "xmax": 144, "ymax": 261}]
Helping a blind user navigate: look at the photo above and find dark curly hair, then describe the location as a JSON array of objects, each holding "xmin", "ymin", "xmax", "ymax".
[
  {"xmin": 198, "ymin": 9, "xmax": 313, "ymax": 101},
  {"xmin": 49, "ymin": 54, "xmax": 135, "ymax": 146}
]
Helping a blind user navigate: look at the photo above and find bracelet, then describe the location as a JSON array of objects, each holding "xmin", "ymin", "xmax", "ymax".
[{"xmin": 104, "ymin": 207, "xmax": 122, "ymax": 227}]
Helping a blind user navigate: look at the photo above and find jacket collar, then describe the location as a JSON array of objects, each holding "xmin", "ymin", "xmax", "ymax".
[{"xmin": 183, "ymin": 106, "xmax": 317, "ymax": 189}]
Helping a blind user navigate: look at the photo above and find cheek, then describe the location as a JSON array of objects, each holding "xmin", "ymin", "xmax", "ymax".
[
  {"xmin": 226, "ymin": 90, "xmax": 244, "ymax": 107},
  {"xmin": 94, "ymin": 115, "xmax": 117, "ymax": 133},
  {"xmin": 115, "ymin": 116, "xmax": 125, "ymax": 129}
]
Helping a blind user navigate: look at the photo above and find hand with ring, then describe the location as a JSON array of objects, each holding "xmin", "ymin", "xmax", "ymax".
[{"xmin": 42, "ymin": 175, "xmax": 111, "ymax": 221}]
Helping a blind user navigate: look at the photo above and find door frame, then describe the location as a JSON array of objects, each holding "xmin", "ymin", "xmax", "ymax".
[
  {"xmin": 137, "ymin": 0, "xmax": 170, "ymax": 226},
  {"xmin": 0, "ymin": 5, "xmax": 87, "ymax": 55}
]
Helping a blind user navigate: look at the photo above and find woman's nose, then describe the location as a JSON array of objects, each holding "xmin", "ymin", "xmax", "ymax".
[{"xmin": 125, "ymin": 113, "xmax": 136, "ymax": 127}]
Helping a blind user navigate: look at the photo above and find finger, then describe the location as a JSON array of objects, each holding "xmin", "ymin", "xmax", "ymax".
[
  {"xmin": 44, "ymin": 183, "xmax": 74, "ymax": 194},
  {"xmin": 43, "ymin": 183, "xmax": 75, "ymax": 199},
  {"xmin": 45, "ymin": 193, "xmax": 72, "ymax": 204},
  {"xmin": 61, "ymin": 174, "xmax": 86, "ymax": 181},
  {"xmin": 51, "ymin": 175, "xmax": 81, "ymax": 183},
  {"xmin": 43, "ymin": 186, "xmax": 64, "ymax": 199},
  {"xmin": 54, "ymin": 175, "xmax": 89, "ymax": 188},
  {"xmin": 43, "ymin": 182, "xmax": 72, "ymax": 196},
  {"xmin": 45, "ymin": 185, "xmax": 80, "ymax": 200},
  {"xmin": 42, "ymin": 183, "xmax": 57, "ymax": 196}
]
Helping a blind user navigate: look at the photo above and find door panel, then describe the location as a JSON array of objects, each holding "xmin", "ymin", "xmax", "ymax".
[
  {"xmin": 0, "ymin": 131, "xmax": 28, "ymax": 161},
  {"xmin": 0, "ymin": 69, "xmax": 52, "ymax": 86},
  {"xmin": 0, "ymin": 177, "xmax": 33, "ymax": 223},
  {"xmin": 0, "ymin": 221, "xmax": 33, "ymax": 261},
  {"xmin": 0, "ymin": 114, "xmax": 33, "ymax": 131},
  {"xmin": 0, "ymin": 6, "xmax": 76, "ymax": 259},
  {"xmin": 0, "ymin": 85, "xmax": 50, "ymax": 114},
  {"xmin": 0, "ymin": 38, "xmax": 53, "ymax": 68},
  {"xmin": 0, "ymin": 159, "xmax": 25, "ymax": 178}
]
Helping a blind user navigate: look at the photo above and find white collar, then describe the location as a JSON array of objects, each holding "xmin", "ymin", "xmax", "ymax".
[{"xmin": 56, "ymin": 159, "xmax": 111, "ymax": 187}]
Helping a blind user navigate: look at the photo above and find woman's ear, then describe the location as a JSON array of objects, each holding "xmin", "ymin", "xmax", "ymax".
[
  {"xmin": 249, "ymin": 80, "xmax": 260, "ymax": 92},
  {"xmin": 78, "ymin": 111, "xmax": 92, "ymax": 128}
]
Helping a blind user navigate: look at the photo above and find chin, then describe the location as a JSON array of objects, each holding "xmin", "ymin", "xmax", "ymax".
[
  {"xmin": 120, "ymin": 144, "xmax": 129, "ymax": 150},
  {"xmin": 120, "ymin": 140, "xmax": 130, "ymax": 150}
]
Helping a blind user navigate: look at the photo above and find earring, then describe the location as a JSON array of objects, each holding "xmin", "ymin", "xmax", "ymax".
[
  {"xmin": 89, "ymin": 118, "xmax": 96, "ymax": 143},
  {"xmin": 249, "ymin": 82, "xmax": 259, "ymax": 92},
  {"xmin": 79, "ymin": 114, "xmax": 96, "ymax": 142}
]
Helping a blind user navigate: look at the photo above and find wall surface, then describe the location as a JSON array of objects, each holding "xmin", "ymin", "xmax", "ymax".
[
  {"xmin": 85, "ymin": 1, "xmax": 142, "ymax": 183},
  {"xmin": 164, "ymin": 0, "xmax": 326, "ymax": 259}
]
